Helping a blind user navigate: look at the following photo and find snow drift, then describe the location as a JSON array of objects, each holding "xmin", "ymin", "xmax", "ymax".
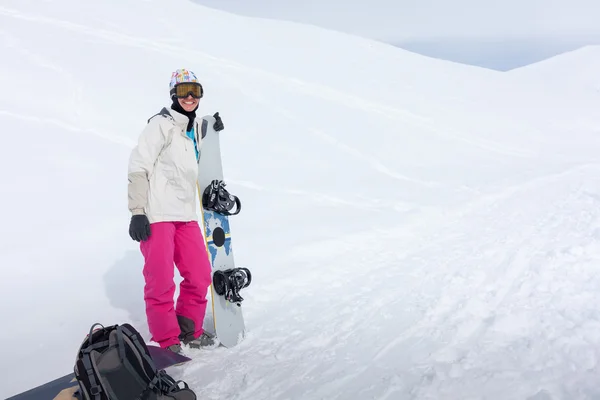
[{"xmin": 1, "ymin": 0, "xmax": 600, "ymax": 398}]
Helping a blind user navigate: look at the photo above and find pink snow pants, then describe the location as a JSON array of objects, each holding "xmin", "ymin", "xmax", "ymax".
[{"xmin": 140, "ymin": 221, "xmax": 211, "ymax": 348}]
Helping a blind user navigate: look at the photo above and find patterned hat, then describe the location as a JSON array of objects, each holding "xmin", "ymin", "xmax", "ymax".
[{"xmin": 169, "ymin": 68, "xmax": 200, "ymax": 89}]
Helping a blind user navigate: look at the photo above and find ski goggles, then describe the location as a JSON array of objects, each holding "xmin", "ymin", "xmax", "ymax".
[{"xmin": 172, "ymin": 82, "xmax": 203, "ymax": 99}]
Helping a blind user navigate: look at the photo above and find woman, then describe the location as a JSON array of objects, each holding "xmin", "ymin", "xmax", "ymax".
[{"xmin": 126, "ymin": 68, "xmax": 225, "ymax": 352}]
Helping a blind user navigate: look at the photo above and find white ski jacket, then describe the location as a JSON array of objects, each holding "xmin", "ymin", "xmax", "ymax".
[{"xmin": 128, "ymin": 107, "xmax": 204, "ymax": 223}]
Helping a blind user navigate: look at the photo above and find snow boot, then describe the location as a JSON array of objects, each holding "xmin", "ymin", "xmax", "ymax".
[
  {"xmin": 167, "ymin": 344, "xmax": 182, "ymax": 354},
  {"xmin": 184, "ymin": 332, "xmax": 219, "ymax": 349}
]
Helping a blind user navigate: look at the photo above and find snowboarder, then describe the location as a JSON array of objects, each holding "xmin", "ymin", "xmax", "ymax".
[{"xmin": 126, "ymin": 68, "xmax": 225, "ymax": 353}]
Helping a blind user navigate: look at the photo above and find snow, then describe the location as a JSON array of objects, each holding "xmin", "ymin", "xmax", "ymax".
[{"xmin": 1, "ymin": 0, "xmax": 600, "ymax": 398}]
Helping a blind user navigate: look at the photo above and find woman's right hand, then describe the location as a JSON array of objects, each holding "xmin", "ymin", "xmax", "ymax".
[{"xmin": 129, "ymin": 214, "xmax": 151, "ymax": 242}]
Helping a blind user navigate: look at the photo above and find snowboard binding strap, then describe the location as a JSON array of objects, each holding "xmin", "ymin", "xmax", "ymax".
[
  {"xmin": 202, "ymin": 179, "xmax": 241, "ymax": 216},
  {"xmin": 213, "ymin": 267, "xmax": 252, "ymax": 306}
]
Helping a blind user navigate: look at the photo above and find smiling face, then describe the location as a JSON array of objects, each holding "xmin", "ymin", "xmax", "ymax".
[{"xmin": 178, "ymin": 94, "xmax": 199, "ymax": 112}]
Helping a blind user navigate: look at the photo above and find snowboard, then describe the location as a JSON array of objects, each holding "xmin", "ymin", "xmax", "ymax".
[
  {"xmin": 8, "ymin": 345, "xmax": 191, "ymax": 400},
  {"xmin": 197, "ymin": 113, "xmax": 249, "ymax": 348}
]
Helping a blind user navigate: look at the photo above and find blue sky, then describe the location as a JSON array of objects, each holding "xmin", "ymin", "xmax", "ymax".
[{"xmin": 191, "ymin": 0, "xmax": 600, "ymax": 70}]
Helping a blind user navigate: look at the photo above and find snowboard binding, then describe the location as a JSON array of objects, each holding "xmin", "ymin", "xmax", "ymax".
[
  {"xmin": 202, "ymin": 179, "xmax": 241, "ymax": 216},
  {"xmin": 213, "ymin": 267, "xmax": 252, "ymax": 306}
]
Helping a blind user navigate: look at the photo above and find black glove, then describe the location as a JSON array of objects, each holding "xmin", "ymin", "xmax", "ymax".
[
  {"xmin": 213, "ymin": 112, "xmax": 224, "ymax": 132},
  {"xmin": 129, "ymin": 214, "xmax": 151, "ymax": 242}
]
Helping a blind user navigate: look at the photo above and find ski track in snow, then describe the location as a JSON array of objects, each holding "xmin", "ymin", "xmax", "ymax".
[
  {"xmin": 223, "ymin": 73, "xmax": 477, "ymax": 193},
  {"xmin": 227, "ymin": 178, "xmax": 410, "ymax": 211},
  {"xmin": 0, "ymin": 27, "xmax": 85, "ymax": 117},
  {"xmin": 0, "ymin": 109, "xmax": 136, "ymax": 147}
]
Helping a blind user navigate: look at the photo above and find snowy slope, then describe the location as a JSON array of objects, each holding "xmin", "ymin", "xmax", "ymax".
[
  {"xmin": 508, "ymin": 45, "xmax": 600, "ymax": 87},
  {"xmin": 1, "ymin": 0, "xmax": 600, "ymax": 398},
  {"xmin": 506, "ymin": 45, "xmax": 600, "ymax": 149}
]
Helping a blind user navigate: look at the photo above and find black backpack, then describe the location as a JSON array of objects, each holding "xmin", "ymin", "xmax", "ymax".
[{"xmin": 74, "ymin": 322, "xmax": 196, "ymax": 400}]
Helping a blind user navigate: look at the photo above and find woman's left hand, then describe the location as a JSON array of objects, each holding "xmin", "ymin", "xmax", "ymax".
[{"xmin": 213, "ymin": 112, "xmax": 224, "ymax": 132}]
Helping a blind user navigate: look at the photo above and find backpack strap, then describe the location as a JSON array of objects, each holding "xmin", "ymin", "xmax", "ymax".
[
  {"xmin": 116, "ymin": 325, "xmax": 185, "ymax": 393},
  {"xmin": 118, "ymin": 324, "xmax": 159, "ymax": 371},
  {"xmin": 76, "ymin": 323, "xmax": 112, "ymax": 399},
  {"xmin": 79, "ymin": 346, "xmax": 105, "ymax": 399}
]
